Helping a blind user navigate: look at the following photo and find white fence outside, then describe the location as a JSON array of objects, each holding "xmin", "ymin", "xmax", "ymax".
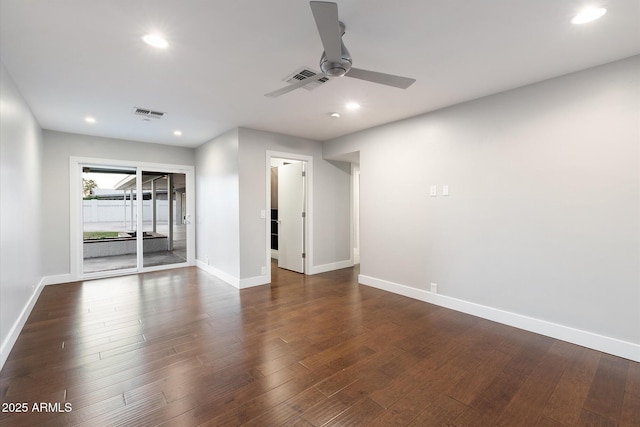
[{"xmin": 83, "ymin": 200, "xmax": 176, "ymax": 223}]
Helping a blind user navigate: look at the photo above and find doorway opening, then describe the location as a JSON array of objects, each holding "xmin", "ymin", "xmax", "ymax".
[{"xmin": 266, "ymin": 152, "xmax": 313, "ymax": 280}]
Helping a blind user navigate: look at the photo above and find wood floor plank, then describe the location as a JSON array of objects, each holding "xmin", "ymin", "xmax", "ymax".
[
  {"xmin": 578, "ymin": 408, "xmax": 618, "ymax": 426},
  {"xmin": 493, "ymin": 340, "xmax": 577, "ymax": 426},
  {"xmin": 621, "ymin": 392, "xmax": 640, "ymax": 427},
  {"xmin": 622, "ymin": 360, "xmax": 640, "ymax": 426},
  {"xmin": 627, "ymin": 360, "xmax": 640, "ymax": 396},
  {"xmin": 300, "ymin": 395, "xmax": 349, "ymax": 426},
  {"xmin": 445, "ymin": 347, "xmax": 513, "ymax": 405},
  {"xmin": 583, "ymin": 353, "xmax": 629, "ymax": 422},
  {"xmin": 0, "ymin": 264, "xmax": 637, "ymax": 426},
  {"xmin": 165, "ymin": 365, "xmax": 317, "ymax": 426},
  {"xmin": 407, "ymin": 393, "xmax": 468, "ymax": 426},
  {"xmin": 332, "ymin": 369, "xmax": 392, "ymax": 407},
  {"xmin": 196, "ymin": 380, "xmax": 318, "ymax": 426},
  {"xmin": 541, "ymin": 346, "xmax": 601, "ymax": 425},
  {"xmin": 367, "ymin": 369, "xmax": 422, "ymax": 410},
  {"xmin": 237, "ymin": 387, "xmax": 326, "ymax": 426},
  {"xmin": 323, "ymin": 396, "xmax": 384, "ymax": 426},
  {"xmin": 76, "ymin": 392, "xmax": 167, "ymax": 427},
  {"xmin": 467, "ymin": 332, "xmax": 555, "ymax": 422},
  {"xmin": 453, "ymin": 406, "xmax": 499, "ymax": 427},
  {"xmin": 367, "ymin": 380, "xmax": 440, "ymax": 426},
  {"xmin": 535, "ymin": 415, "xmax": 571, "ymax": 427}
]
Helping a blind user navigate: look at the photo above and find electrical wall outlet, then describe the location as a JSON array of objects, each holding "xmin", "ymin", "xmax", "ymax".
[
  {"xmin": 261, "ymin": 266, "xmax": 267, "ymax": 275},
  {"xmin": 430, "ymin": 185, "xmax": 437, "ymax": 197},
  {"xmin": 430, "ymin": 282, "xmax": 438, "ymax": 293}
]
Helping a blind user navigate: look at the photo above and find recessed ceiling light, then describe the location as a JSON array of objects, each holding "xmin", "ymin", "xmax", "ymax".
[
  {"xmin": 571, "ymin": 7, "xmax": 607, "ymax": 24},
  {"xmin": 346, "ymin": 102, "xmax": 360, "ymax": 110},
  {"xmin": 84, "ymin": 116, "xmax": 96, "ymax": 124},
  {"xmin": 330, "ymin": 112, "xmax": 341, "ymax": 118},
  {"xmin": 173, "ymin": 130, "xmax": 182, "ymax": 136},
  {"xmin": 142, "ymin": 34, "xmax": 169, "ymax": 48}
]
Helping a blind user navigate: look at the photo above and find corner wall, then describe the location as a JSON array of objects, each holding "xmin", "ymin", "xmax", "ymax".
[
  {"xmin": 238, "ymin": 128, "xmax": 351, "ymax": 283},
  {"xmin": 195, "ymin": 128, "xmax": 241, "ymax": 284},
  {"xmin": 0, "ymin": 62, "xmax": 43, "ymax": 369},
  {"xmin": 323, "ymin": 56, "xmax": 640, "ymax": 360},
  {"xmin": 195, "ymin": 127, "xmax": 352, "ymax": 288}
]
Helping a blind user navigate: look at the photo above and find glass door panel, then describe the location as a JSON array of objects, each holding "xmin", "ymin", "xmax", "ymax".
[
  {"xmin": 82, "ymin": 166, "xmax": 138, "ymax": 274},
  {"xmin": 142, "ymin": 171, "xmax": 188, "ymax": 268}
]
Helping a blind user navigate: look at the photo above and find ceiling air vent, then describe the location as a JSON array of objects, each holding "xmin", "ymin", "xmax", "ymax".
[
  {"xmin": 284, "ymin": 67, "xmax": 330, "ymax": 91},
  {"xmin": 133, "ymin": 107, "xmax": 166, "ymax": 119}
]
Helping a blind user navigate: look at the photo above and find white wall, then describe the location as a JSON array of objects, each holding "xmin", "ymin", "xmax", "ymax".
[
  {"xmin": 324, "ymin": 56, "xmax": 640, "ymax": 360},
  {"xmin": 0, "ymin": 62, "xmax": 43, "ymax": 367},
  {"xmin": 41, "ymin": 130, "xmax": 195, "ymax": 277},
  {"xmin": 238, "ymin": 127, "xmax": 352, "ymax": 282},
  {"xmin": 195, "ymin": 128, "xmax": 241, "ymax": 282}
]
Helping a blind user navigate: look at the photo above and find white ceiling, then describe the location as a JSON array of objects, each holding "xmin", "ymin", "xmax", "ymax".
[{"xmin": 1, "ymin": 1, "xmax": 638, "ymax": 148}]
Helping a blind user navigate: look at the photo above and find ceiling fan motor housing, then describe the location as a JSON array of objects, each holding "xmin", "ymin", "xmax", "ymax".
[{"xmin": 319, "ymin": 29, "xmax": 352, "ymax": 77}]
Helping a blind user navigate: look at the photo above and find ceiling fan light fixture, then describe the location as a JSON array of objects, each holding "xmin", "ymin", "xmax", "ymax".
[
  {"xmin": 571, "ymin": 7, "xmax": 607, "ymax": 24},
  {"xmin": 142, "ymin": 33, "xmax": 169, "ymax": 48}
]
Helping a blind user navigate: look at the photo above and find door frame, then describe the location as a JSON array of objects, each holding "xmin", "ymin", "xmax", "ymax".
[
  {"xmin": 352, "ymin": 164, "xmax": 360, "ymax": 264},
  {"xmin": 265, "ymin": 151, "xmax": 313, "ymax": 281},
  {"xmin": 277, "ymin": 161, "xmax": 305, "ymax": 273},
  {"xmin": 70, "ymin": 156, "xmax": 195, "ymax": 281}
]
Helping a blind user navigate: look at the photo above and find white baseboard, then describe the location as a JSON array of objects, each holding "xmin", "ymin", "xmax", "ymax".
[
  {"xmin": 359, "ymin": 274, "xmax": 640, "ymax": 362},
  {"xmin": 0, "ymin": 278, "xmax": 45, "ymax": 371},
  {"xmin": 197, "ymin": 258, "xmax": 355, "ymax": 287},
  {"xmin": 239, "ymin": 275, "xmax": 269, "ymax": 289},
  {"xmin": 41, "ymin": 273, "xmax": 74, "ymax": 286},
  {"xmin": 196, "ymin": 260, "xmax": 240, "ymax": 288},
  {"xmin": 196, "ymin": 260, "xmax": 269, "ymax": 289},
  {"xmin": 308, "ymin": 259, "xmax": 354, "ymax": 275},
  {"xmin": 42, "ymin": 261, "xmax": 197, "ymax": 286}
]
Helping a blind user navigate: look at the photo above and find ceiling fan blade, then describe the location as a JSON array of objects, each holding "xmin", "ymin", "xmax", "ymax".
[
  {"xmin": 346, "ymin": 67, "xmax": 416, "ymax": 89},
  {"xmin": 265, "ymin": 72, "xmax": 329, "ymax": 98},
  {"xmin": 310, "ymin": 1, "xmax": 342, "ymax": 63}
]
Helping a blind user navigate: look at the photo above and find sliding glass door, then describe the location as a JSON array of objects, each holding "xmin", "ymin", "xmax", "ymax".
[
  {"xmin": 75, "ymin": 159, "xmax": 194, "ymax": 279},
  {"xmin": 141, "ymin": 171, "xmax": 188, "ymax": 268},
  {"xmin": 82, "ymin": 166, "xmax": 138, "ymax": 274}
]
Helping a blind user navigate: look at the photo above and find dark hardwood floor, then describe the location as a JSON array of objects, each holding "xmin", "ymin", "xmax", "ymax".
[{"xmin": 1, "ymin": 264, "xmax": 638, "ymax": 426}]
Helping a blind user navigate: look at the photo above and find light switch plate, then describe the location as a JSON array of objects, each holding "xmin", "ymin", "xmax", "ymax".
[{"xmin": 442, "ymin": 185, "xmax": 449, "ymax": 196}]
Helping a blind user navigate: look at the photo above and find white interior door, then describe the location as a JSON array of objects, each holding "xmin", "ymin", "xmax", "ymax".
[{"xmin": 278, "ymin": 162, "xmax": 305, "ymax": 273}]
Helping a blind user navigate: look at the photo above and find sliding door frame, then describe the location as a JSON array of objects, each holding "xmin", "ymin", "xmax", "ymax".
[{"xmin": 70, "ymin": 156, "xmax": 195, "ymax": 281}]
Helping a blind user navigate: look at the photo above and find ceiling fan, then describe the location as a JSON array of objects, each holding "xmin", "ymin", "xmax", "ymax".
[{"xmin": 265, "ymin": 1, "xmax": 416, "ymax": 97}]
